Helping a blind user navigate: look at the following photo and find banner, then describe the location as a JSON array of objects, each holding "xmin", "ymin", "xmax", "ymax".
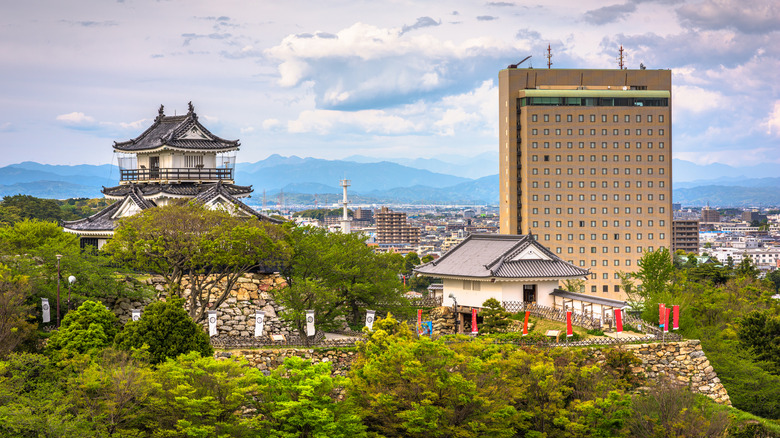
[
  {"xmin": 659, "ymin": 303, "xmax": 666, "ymax": 328},
  {"xmin": 471, "ymin": 308, "xmax": 478, "ymax": 334},
  {"xmin": 614, "ymin": 308, "xmax": 623, "ymax": 334},
  {"xmin": 42, "ymin": 298, "xmax": 50, "ymax": 323},
  {"xmin": 417, "ymin": 309, "xmax": 423, "ymax": 334},
  {"xmin": 522, "ymin": 311, "xmax": 530, "ymax": 336},
  {"xmin": 566, "ymin": 311, "xmax": 573, "ymax": 337},
  {"xmin": 365, "ymin": 310, "xmax": 376, "ymax": 331},
  {"xmin": 663, "ymin": 307, "xmax": 670, "ymax": 333},
  {"xmin": 306, "ymin": 310, "xmax": 315, "ymax": 337},
  {"xmin": 131, "ymin": 309, "xmax": 141, "ymax": 322},
  {"xmin": 208, "ymin": 311, "xmax": 218, "ymax": 337},
  {"xmin": 672, "ymin": 305, "xmax": 680, "ymax": 330},
  {"xmin": 254, "ymin": 310, "xmax": 265, "ymax": 337}
]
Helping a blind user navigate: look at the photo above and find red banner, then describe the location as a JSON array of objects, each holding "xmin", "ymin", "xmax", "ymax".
[
  {"xmin": 663, "ymin": 307, "xmax": 671, "ymax": 333},
  {"xmin": 522, "ymin": 311, "xmax": 530, "ymax": 336},
  {"xmin": 659, "ymin": 303, "xmax": 666, "ymax": 327},
  {"xmin": 417, "ymin": 309, "xmax": 422, "ymax": 334},
  {"xmin": 471, "ymin": 308, "xmax": 478, "ymax": 334},
  {"xmin": 566, "ymin": 311, "xmax": 573, "ymax": 337},
  {"xmin": 614, "ymin": 308, "xmax": 623, "ymax": 334},
  {"xmin": 672, "ymin": 305, "xmax": 680, "ymax": 330}
]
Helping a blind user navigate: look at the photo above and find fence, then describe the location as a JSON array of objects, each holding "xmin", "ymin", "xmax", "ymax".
[
  {"xmin": 408, "ymin": 296, "xmax": 443, "ymax": 307},
  {"xmin": 502, "ymin": 301, "xmax": 602, "ymax": 330},
  {"xmin": 210, "ymin": 331, "xmax": 362, "ymax": 349}
]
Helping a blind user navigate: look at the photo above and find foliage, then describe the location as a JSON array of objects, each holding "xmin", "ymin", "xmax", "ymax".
[
  {"xmin": 105, "ymin": 201, "xmax": 290, "ymax": 323},
  {"xmin": 766, "ymin": 269, "xmax": 780, "ymax": 293},
  {"xmin": 737, "ymin": 310, "xmax": 780, "ymax": 373},
  {"xmin": 734, "ymin": 257, "xmax": 760, "ymax": 280},
  {"xmin": 113, "ymin": 297, "xmax": 212, "ymax": 365},
  {"xmin": 0, "ymin": 271, "xmax": 36, "ymax": 358},
  {"xmin": 480, "ymin": 297, "xmax": 512, "ymax": 334},
  {"xmin": 421, "ymin": 254, "xmax": 434, "ymax": 264},
  {"xmin": 562, "ymin": 278, "xmax": 585, "ymax": 293},
  {"xmin": 281, "ymin": 226, "xmax": 406, "ymax": 327},
  {"xmin": 251, "ymin": 356, "xmax": 367, "ymax": 437},
  {"xmin": 45, "ymin": 300, "xmax": 119, "ymax": 361},
  {"xmin": 632, "ymin": 247, "xmax": 674, "ymax": 299},
  {"xmin": 292, "ymin": 208, "xmax": 349, "ymax": 220},
  {"xmin": 1, "ymin": 194, "xmax": 63, "ymax": 223},
  {"xmin": 273, "ymin": 278, "xmax": 345, "ymax": 344}
]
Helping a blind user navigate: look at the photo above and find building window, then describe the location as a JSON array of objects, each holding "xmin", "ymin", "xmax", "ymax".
[
  {"xmin": 659, "ymin": 115, "xmax": 664, "ymax": 122},
  {"xmin": 532, "ymin": 115, "xmax": 538, "ymax": 122},
  {"xmin": 592, "ymin": 286, "xmax": 597, "ymax": 293},
  {"xmin": 184, "ymin": 155, "xmax": 203, "ymax": 168},
  {"xmin": 647, "ymin": 115, "xmax": 653, "ymax": 122},
  {"xmin": 532, "ymin": 129, "xmax": 538, "ymax": 135},
  {"xmin": 544, "ymin": 129, "xmax": 550, "ymax": 135},
  {"xmin": 544, "ymin": 114, "xmax": 549, "ymax": 122},
  {"xmin": 567, "ymin": 115, "xmax": 572, "ymax": 122},
  {"xmin": 659, "ymin": 129, "xmax": 665, "ymax": 135}
]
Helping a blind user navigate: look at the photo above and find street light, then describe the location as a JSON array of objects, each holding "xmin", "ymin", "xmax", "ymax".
[
  {"xmin": 448, "ymin": 293, "xmax": 459, "ymax": 334},
  {"xmin": 67, "ymin": 275, "xmax": 76, "ymax": 313},
  {"xmin": 55, "ymin": 254, "xmax": 62, "ymax": 327}
]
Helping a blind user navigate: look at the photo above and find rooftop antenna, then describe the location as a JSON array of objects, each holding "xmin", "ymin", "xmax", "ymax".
[
  {"xmin": 617, "ymin": 45, "xmax": 626, "ymax": 70},
  {"xmin": 507, "ymin": 55, "xmax": 532, "ymax": 69},
  {"xmin": 340, "ymin": 178, "xmax": 351, "ymax": 233},
  {"xmin": 546, "ymin": 44, "xmax": 553, "ymax": 69}
]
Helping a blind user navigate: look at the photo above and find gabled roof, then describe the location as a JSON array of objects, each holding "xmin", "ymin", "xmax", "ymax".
[
  {"xmin": 415, "ymin": 234, "xmax": 589, "ymax": 280},
  {"xmin": 102, "ymin": 182, "xmax": 253, "ymax": 199},
  {"xmin": 63, "ymin": 186, "xmax": 155, "ymax": 233},
  {"xmin": 194, "ymin": 180, "xmax": 283, "ymax": 224},
  {"xmin": 113, "ymin": 102, "xmax": 239, "ymax": 153}
]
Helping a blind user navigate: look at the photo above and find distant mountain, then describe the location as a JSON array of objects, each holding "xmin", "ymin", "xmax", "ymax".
[
  {"xmin": 0, "ymin": 181, "xmax": 101, "ymax": 199},
  {"xmin": 673, "ymin": 185, "xmax": 780, "ymax": 207},
  {"xmin": 343, "ymin": 152, "xmax": 498, "ymax": 179},
  {"xmin": 672, "ymin": 159, "xmax": 780, "ymax": 183}
]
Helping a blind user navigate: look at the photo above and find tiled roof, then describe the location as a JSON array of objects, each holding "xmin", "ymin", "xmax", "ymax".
[
  {"xmin": 62, "ymin": 198, "xmax": 125, "ymax": 232},
  {"xmin": 414, "ymin": 234, "xmax": 589, "ymax": 280},
  {"xmin": 113, "ymin": 103, "xmax": 239, "ymax": 152},
  {"xmin": 550, "ymin": 289, "xmax": 627, "ymax": 308},
  {"xmin": 102, "ymin": 182, "xmax": 253, "ymax": 198},
  {"xmin": 196, "ymin": 181, "xmax": 283, "ymax": 224}
]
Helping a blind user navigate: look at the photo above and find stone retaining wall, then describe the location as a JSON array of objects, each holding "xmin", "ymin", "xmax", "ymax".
[{"xmin": 216, "ymin": 348, "xmax": 357, "ymax": 377}]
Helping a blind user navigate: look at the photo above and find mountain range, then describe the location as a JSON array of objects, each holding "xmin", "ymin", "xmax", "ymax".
[{"xmin": 1, "ymin": 156, "xmax": 780, "ymax": 207}]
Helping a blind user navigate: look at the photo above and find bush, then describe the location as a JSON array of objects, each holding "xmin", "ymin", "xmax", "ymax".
[
  {"xmin": 45, "ymin": 300, "xmax": 118, "ymax": 361},
  {"xmin": 114, "ymin": 297, "xmax": 212, "ymax": 364}
]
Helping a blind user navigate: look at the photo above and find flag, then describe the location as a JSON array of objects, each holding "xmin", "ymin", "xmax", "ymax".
[
  {"xmin": 614, "ymin": 308, "xmax": 623, "ymax": 334},
  {"xmin": 471, "ymin": 308, "xmax": 478, "ymax": 334},
  {"xmin": 365, "ymin": 310, "xmax": 376, "ymax": 331},
  {"xmin": 663, "ymin": 307, "xmax": 670, "ymax": 333},
  {"xmin": 566, "ymin": 311, "xmax": 573, "ymax": 337},
  {"xmin": 131, "ymin": 309, "xmax": 141, "ymax": 322},
  {"xmin": 672, "ymin": 305, "xmax": 679, "ymax": 330},
  {"xmin": 306, "ymin": 310, "xmax": 315, "ymax": 337},
  {"xmin": 417, "ymin": 309, "xmax": 423, "ymax": 334},
  {"xmin": 522, "ymin": 311, "xmax": 530, "ymax": 336},
  {"xmin": 42, "ymin": 298, "xmax": 50, "ymax": 323},
  {"xmin": 208, "ymin": 310, "xmax": 218, "ymax": 337},
  {"xmin": 254, "ymin": 310, "xmax": 265, "ymax": 337},
  {"xmin": 659, "ymin": 303, "xmax": 666, "ymax": 328}
]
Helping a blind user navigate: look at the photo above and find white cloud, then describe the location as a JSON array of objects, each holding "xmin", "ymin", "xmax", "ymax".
[
  {"xmin": 763, "ymin": 101, "xmax": 780, "ymax": 136},
  {"xmin": 286, "ymin": 109, "xmax": 419, "ymax": 135},
  {"xmin": 118, "ymin": 119, "xmax": 149, "ymax": 130},
  {"xmin": 262, "ymin": 119, "xmax": 282, "ymax": 130},
  {"xmin": 673, "ymin": 85, "xmax": 726, "ymax": 113},
  {"xmin": 56, "ymin": 112, "xmax": 96, "ymax": 124},
  {"xmin": 240, "ymin": 126, "xmax": 255, "ymax": 134},
  {"xmin": 675, "ymin": 147, "xmax": 779, "ymax": 166}
]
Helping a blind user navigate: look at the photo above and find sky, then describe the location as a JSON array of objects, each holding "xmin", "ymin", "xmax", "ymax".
[{"xmin": 1, "ymin": 0, "xmax": 779, "ymax": 169}]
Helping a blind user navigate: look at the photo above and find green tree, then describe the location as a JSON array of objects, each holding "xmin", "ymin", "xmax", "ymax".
[
  {"xmin": 403, "ymin": 252, "xmax": 421, "ymax": 275},
  {"xmin": 273, "ymin": 278, "xmax": 345, "ymax": 343},
  {"xmin": 632, "ymin": 247, "xmax": 674, "ymax": 299},
  {"xmin": 734, "ymin": 257, "xmax": 760, "ymax": 280},
  {"xmin": 105, "ymin": 201, "xmax": 290, "ymax": 323},
  {"xmin": 1, "ymin": 195, "xmax": 62, "ymax": 222},
  {"xmin": 562, "ymin": 278, "xmax": 585, "ymax": 293},
  {"xmin": 0, "ymin": 269, "xmax": 36, "ymax": 358},
  {"xmin": 113, "ymin": 297, "xmax": 212, "ymax": 365},
  {"xmin": 421, "ymin": 254, "xmax": 435, "ymax": 264},
  {"xmin": 480, "ymin": 297, "xmax": 512, "ymax": 334},
  {"xmin": 45, "ymin": 300, "xmax": 119, "ymax": 361},
  {"xmin": 767, "ymin": 269, "xmax": 780, "ymax": 293},
  {"xmin": 738, "ymin": 310, "xmax": 780, "ymax": 373}
]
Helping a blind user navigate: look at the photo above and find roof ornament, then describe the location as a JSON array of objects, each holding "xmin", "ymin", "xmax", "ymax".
[
  {"xmin": 156, "ymin": 104, "xmax": 165, "ymax": 122},
  {"xmin": 188, "ymin": 101, "xmax": 194, "ymax": 114}
]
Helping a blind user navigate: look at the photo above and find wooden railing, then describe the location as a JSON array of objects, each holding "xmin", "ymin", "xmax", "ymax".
[{"xmin": 120, "ymin": 167, "xmax": 233, "ymax": 182}]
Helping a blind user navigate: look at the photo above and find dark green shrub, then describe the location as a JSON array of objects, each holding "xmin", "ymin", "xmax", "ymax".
[
  {"xmin": 45, "ymin": 300, "xmax": 118, "ymax": 360},
  {"xmin": 114, "ymin": 297, "xmax": 212, "ymax": 364}
]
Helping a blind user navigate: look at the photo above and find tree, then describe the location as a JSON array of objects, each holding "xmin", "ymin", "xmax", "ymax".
[
  {"xmin": 734, "ymin": 257, "xmax": 760, "ymax": 280},
  {"xmin": 632, "ymin": 247, "xmax": 674, "ymax": 299},
  {"xmin": 0, "ymin": 271, "xmax": 36, "ymax": 358},
  {"xmin": 766, "ymin": 269, "xmax": 780, "ymax": 293},
  {"xmin": 105, "ymin": 201, "xmax": 290, "ymax": 323},
  {"xmin": 403, "ymin": 252, "xmax": 421, "ymax": 276},
  {"xmin": 113, "ymin": 297, "xmax": 212, "ymax": 365},
  {"xmin": 480, "ymin": 298, "xmax": 512, "ymax": 334},
  {"xmin": 0, "ymin": 195, "xmax": 62, "ymax": 223},
  {"xmin": 281, "ymin": 226, "xmax": 405, "ymax": 327},
  {"xmin": 273, "ymin": 279, "xmax": 345, "ymax": 344},
  {"xmin": 562, "ymin": 278, "xmax": 585, "ymax": 293},
  {"xmin": 45, "ymin": 300, "xmax": 119, "ymax": 361},
  {"xmin": 738, "ymin": 310, "xmax": 780, "ymax": 373}
]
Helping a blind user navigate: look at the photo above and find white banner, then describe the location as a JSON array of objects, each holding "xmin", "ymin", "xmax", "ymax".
[
  {"xmin": 306, "ymin": 310, "xmax": 315, "ymax": 337},
  {"xmin": 131, "ymin": 309, "xmax": 141, "ymax": 322},
  {"xmin": 254, "ymin": 310, "xmax": 265, "ymax": 337},
  {"xmin": 208, "ymin": 311, "xmax": 218, "ymax": 337},
  {"xmin": 42, "ymin": 298, "xmax": 50, "ymax": 323},
  {"xmin": 365, "ymin": 310, "xmax": 376, "ymax": 331}
]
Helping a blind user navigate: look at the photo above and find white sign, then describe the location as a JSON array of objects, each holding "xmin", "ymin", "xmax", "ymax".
[
  {"xmin": 254, "ymin": 310, "xmax": 265, "ymax": 337},
  {"xmin": 306, "ymin": 310, "xmax": 315, "ymax": 337},
  {"xmin": 208, "ymin": 311, "xmax": 218, "ymax": 337},
  {"xmin": 365, "ymin": 310, "xmax": 376, "ymax": 331},
  {"xmin": 42, "ymin": 298, "xmax": 50, "ymax": 323},
  {"xmin": 131, "ymin": 309, "xmax": 141, "ymax": 322}
]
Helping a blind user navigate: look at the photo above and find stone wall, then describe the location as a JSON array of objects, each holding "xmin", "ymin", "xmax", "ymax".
[{"xmin": 217, "ymin": 339, "xmax": 731, "ymax": 406}]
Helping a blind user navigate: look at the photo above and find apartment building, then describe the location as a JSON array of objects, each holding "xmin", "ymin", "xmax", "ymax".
[
  {"xmin": 672, "ymin": 219, "xmax": 699, "ymax": 254},
  {"xmin": 375, "ymin": 207, "xmax": 420, "ymax": 245},
  {"xmin": 498, "ymin": 68, "xmax": 672, "ymax": 299}
]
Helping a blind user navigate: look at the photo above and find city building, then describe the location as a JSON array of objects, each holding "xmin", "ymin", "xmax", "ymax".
[
  {"xmin": 498, "ymin": 68, "xmax": 672, "ymax": 299},
  {"xmin": 701, "ymin": 206, "xmax": 720, "ymax": 223},
  {"xmin": 672, "ymin": 219, "xmax": 699, "ymax": 254},
  {"xmin": 375, "ymin": 207, "xmax": 420, "ymax": 246},
  {"xmin": 63, "ymin": 103, "xmax": 280, "ymax": 249}
]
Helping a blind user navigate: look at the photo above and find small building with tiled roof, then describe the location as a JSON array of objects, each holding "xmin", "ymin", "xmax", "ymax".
[
  {"xmin": 414, "ymin": 234, "xmax": 589, "ymax": 309},
  {"xmin": 63, "ymin": 102, "xmax": 280, "ymax": 249}
]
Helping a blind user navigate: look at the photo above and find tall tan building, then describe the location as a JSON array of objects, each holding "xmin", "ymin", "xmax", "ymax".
[
  {"xmin": 376, "ymin": 207, "xmax": 420, "ymax": 245},
  {"xmin": 499, "ymin": 68, "xmax": 672, "ymax": 299}
]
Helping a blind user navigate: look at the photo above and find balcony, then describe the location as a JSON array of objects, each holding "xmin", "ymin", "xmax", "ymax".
[{"xmin": 119, "ymin": 167, "xmax": 234, "ymax": 182}]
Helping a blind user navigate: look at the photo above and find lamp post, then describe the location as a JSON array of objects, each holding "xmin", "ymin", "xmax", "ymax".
[
  {"xmin": 55, "ymin": 254, "xmax": 62, "ymax": 327},
  {"xmin": 448, "ymin": 293, "xmax": 459, "ymax": 334},
  {"xmin": 67, "ymin": 275, "xmax": 76, "ymax": 313}
]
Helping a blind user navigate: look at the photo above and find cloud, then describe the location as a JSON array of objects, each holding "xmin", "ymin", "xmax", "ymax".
[
  {"xmin": 262, "ymin": 119, "xmax": 282, "ymax": 130},
  {"xmin": 240, "ymin": 126, "xmax": 255, "ymax": 134},
  {"xmin": 56, "ymin": 112, "xmax": 96, "ymax": 125},
  {"xmin": 401, "ymin": 16, "xmax": 441, "ymax": 34},
  {"xmin": 181, "ymin": 32, "xmax": 232, "ymax": 46},
  {"xmin": 584, "ymin": 2, "xmax": 638, "ymax": 25},
  {"xmin": 433, "ymin": 80, "xmax": 497, "ymax": 136},
  {"xmin": 265, "ymin": 22, "xmax": 520, "ymax": 110},
  {"xmin": 673, "ymin": 85, "xmax": 727, "ymax": 113},
  {"xmin": 287, "ymin": 109, "xmax": 419, "ymax": 135},
  {"xmin": 477, "ymin": 16, "xmax": 498, "ymax": 21},
  {"xmin": 60, "ymin": 20, "xmax": 118, "ymax": 27},
  {"xmin": 486, "ymin": 2, "xmax": 515, "ymax": 6},
  {"xmin": 674, "ymin": 148, "xmax": 777, "ymax": 166},
  {"xmin": 0, "ymin": 122, "xmax": 13, "ymax": 132},
  {"xmin": 764, "ymin": 101, "xmax": 780, "ymax": 136},
  {"xmin": 677, "ymin": 0, "xmax": 780, "ymax": 34}
]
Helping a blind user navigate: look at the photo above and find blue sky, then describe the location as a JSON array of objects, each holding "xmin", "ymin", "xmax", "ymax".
[{"xmin": 0, "ymin": 0, "xmax": 778, "ymax": 169}]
